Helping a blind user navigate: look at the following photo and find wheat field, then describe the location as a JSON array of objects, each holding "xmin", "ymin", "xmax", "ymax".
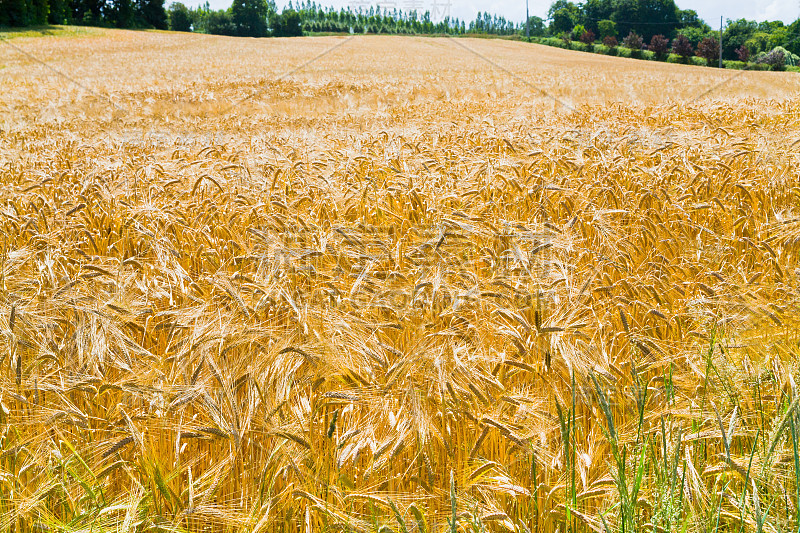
[{"xmin": 2, "ymin": 30, "xmax": 800, "ymax": 533}]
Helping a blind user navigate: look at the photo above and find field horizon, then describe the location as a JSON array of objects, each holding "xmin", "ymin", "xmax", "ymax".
[{"xmin": 2, "ymin": 31, "xmax": 800, "ymax": 533}]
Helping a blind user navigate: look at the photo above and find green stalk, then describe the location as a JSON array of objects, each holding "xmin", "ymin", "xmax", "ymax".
[
  {"xmin": 738, "ymin": 429, "xmax": 760, "ymax": 533},
  {"xmin": 790, "ymin": 414, "xmax": 800, "ymax": 532},
  {"xmin": 556, "ymin": 398, "xmax": 571, "ymax": 531},
  {"xmin": 450, "ymin": 469, "xmax": 458, "ymax": 533},
  {"xmin": 530, "ymin": 451, "xmax": 539, "ymax": 533},
  {"xmin": 571, "ymin": 369, "xmax": 577, "ymax": 532},
  {"xmin": 695, "ymin": 325, "xmax": 716, "ymax": 469}
]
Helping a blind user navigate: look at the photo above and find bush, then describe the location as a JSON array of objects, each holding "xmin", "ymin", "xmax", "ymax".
[
  {"xmin": 538, "ymin": 36, "xmax": 570, "ymax": 49},
  {"xmin": 579, "ymin": 29, "xmax": 595, "ymax": 45},
  {"xmin": 696, "ymin": 36, "xmax": 720, "ymax": 66},
  {"xmin": 623, "ymin": 30, "xmax": 643, "ymax": 50},
  {"xmin": 666, "ymin": 53, "xmax": 703, "ymax": 65},
  {"xmin": 771, "ymin": 46, "xmax": 800, "ymax": 66},
  {"xmin": 756, "ymin": 48, "xmax": 785, "ymax": 70},
  {"xmin": 649, "ymin": 34, "xmax": 670, "ymax": 59},
  {"xmin": 735, "ymin": 45, "xmax": 750, "ymax": 62},
  {"xmin": 572, "ymin": 24, "xmax": 586, "ymax": 40},
  {"xmin": 671, "ymin": 34, "xmax": 693, "ymax": 62},
  {"xmin": 723, "ymin": 60, "xmax": 748, "ymax": 70},
  {"xmin": 667, "ymin": 54, "xmax": 705, "ymax": 66},
  {"xmin": 603, "ymin": 35, "xmax": 618, "ymax": 48},
  {"xmin": 593, "ymin": 43, "xmax": 610, "ymax": 55}
]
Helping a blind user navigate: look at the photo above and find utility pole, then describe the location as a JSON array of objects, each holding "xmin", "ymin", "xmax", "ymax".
[
  {"xmin": 526, "ymin": 0, "xmax": 530, "ymax": 41},
  {"xmin": 719, "ymin": 16, "xmax": 723, "ymax": 68}
]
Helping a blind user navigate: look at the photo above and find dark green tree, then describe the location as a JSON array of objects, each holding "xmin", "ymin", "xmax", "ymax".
[
  {"xmin": 136, "ymin": 0, "xmax": 167, "ymax": 28},
  {"xmin": 167, "ymin": 1, "xmax": 191, "ymax": 30},
  {"xmin": 271, "ymin": 8, "xmax": 301, "ymax": 36},
  {"xmin": 581, "ymin": 0, "xmax": 612, "ymax": 33},
  {"xmin": 548, "ymin": 1, "xmax": 579, "ymax": 36},
  {"xmin": 231, "ymin": 0, "xmax": 271, "ymax": 36},
  {"xmin": 611, "ymin": 0, "xmax": 680, "ymax": 41},
  {"xmin": 524, "ymin": 16, "xmax": 546, "ymax": 37},
  {"xmin": 71, "ymin": 0, "xmax": 105, "ymax": 26},
  {"xmin": 722, "ymin": 19, "xmax": 757, "ymax": 59},
  {"xmin": 48, "ymin": 0, "xmax": 68, "ymax": 23},
  {"xmin": 767, "ymin": 26, "xmax": 787, "ymax": 49},
  {"xmin": 597, "ymin": 19, "xmax": 616, "ymax": 39},
  {"xmin": 677, "ymin": 9, "xmax": 703, "ymax": 28},
  {"xmin": 676, "ymin": 26, "xmax": 708, "ymax": 48},
  {"xmin": 1, "ymin": 0, "xmax": 30, "ymax": 26},
  {"xmin": 31, "ymin": 0, "xmax": 49, "ymax": 24},
  {"xmin": 758, "ymin": 20, "xmax": 784, "ymax": 32},
  {"xmin": 112, "ymin": 0, "xmax": 136, "ymax": 27},
  {"xmin": 207, "ymin": 9, "xmax": 235, "ymax": 33},
  {"xmin": 786, "ymin": 19, "xmax": 800, "ymax": 56}
]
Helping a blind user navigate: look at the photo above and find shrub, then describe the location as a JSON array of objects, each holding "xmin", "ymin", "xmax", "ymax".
[
  {"xmin": 771, "ymin": 46, "xmax": 800, "ymax": 66},
  {"xmin": 623, "ymin": 30, "xmax": 643, "ymax": 50},
  {"xmin": 603, "ymin": 35, "xmax": 618, "ymax": 48},
  {"xmin": 735, "ymin": 45, "xmax": 750, "ymax": 62},
  {"xmin": 536, "ymin": 36, "xmax": 566, "ymax": 49},
  {"xmin": 579, "ymin": 29, "xmax": 595, "ymax": 45},
  {"xmin": 672, "ymin": 34, "xmax": 693, "ymax": 62},
  {"xmin": 649, "ymin": 34, "xmax": 670, "ymax": 60},
  {"xmin": 593, "ymin": 44, "xmax": 610, "ymax": 54},
  {"xmin": 572, "ymin": 24, "xmax": 586, "ymax": 40},
  {"xmin": 696, "ymin": 36, "xmax": 720, "ymax": 66},
  {"xmin": 598, "ymin": 19, "xmax": 616, "ymax": 40},
  {"xmin": 756, "ymin": 48, "xmax": 786, "ymax": 70},
  {"xmin": 723, "ymin": 60, "xmax": 748, "ymax": 70},
  {"xmin": 540, "ymin": 36, "xmax": 569, "ymax": 48}
]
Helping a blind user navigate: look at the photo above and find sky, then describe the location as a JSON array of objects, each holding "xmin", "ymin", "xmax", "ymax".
[{"xmin": 185, "ymin": 0, "xmax": 800, "ymax": 26}]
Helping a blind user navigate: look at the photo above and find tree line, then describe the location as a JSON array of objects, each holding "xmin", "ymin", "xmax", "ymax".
[
  {"xmin": 0, "ymin": 0, "xmax": 167, "ymax": 28},
  {"xmin": 0, "ymin": 0, "xmax": 515, "ymax": 36},
  {"xmin": 2, "ymin": 0, "xmax": 799, "ymax": 64},
  {"xmin": 165, "ymin": 1, "xmax": 522, "ymax": 38},
  {"xmin": 537, "ymin": 0, "xmax": 800, "ymax": 62}
]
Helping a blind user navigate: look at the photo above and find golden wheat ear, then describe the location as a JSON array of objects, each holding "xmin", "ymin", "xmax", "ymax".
[{"xmin": 3, "ymin": 28, "xmax": 800, "ymax": 533}]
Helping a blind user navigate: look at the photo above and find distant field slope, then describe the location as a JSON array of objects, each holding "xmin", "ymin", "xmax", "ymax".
[{"xmin": 1, "ymin": 32, "xmax": 800, "ymax": 533}]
